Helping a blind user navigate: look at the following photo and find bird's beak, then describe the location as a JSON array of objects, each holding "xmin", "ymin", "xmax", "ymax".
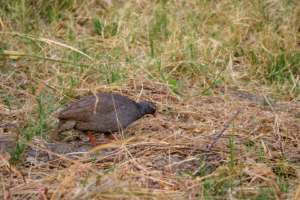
[{"xmin": 153, "ymin": 112, "xmax": 157, "ymax": 118}]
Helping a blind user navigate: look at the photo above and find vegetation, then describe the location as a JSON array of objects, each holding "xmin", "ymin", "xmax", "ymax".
[{"xmin": 0, "ymin": 0, "xmax": 299, "ymax": 199}]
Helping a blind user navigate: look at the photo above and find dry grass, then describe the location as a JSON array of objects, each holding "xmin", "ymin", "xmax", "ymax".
[{"xmin": 1, "ymin": 0, "xmax": 300, "ymax": 199}]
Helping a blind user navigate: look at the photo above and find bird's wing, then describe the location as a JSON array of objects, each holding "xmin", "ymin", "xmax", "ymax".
[{"xmin": 58, "ymin": 93, "xmax": 127, "ymax": 122}]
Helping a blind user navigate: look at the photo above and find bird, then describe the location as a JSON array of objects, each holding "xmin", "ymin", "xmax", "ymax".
[{"xmin": 50, "ymin": 92, "xmax": 156, "ymax": 146}]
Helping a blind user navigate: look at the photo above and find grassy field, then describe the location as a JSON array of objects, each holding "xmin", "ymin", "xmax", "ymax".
[{"xmin": 1, "ymin": 0, "xmax": 300, "ymax": 199}]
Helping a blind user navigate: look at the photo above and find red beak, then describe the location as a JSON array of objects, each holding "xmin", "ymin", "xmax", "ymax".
[{"xmin": 153, "ymin": 112, "xmax": 157, "ymax": 118}]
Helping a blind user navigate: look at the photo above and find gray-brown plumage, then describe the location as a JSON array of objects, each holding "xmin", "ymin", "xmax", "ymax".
[{"xmin": 51, "ymin": 92, "xmax": 156, "ymax": 145}]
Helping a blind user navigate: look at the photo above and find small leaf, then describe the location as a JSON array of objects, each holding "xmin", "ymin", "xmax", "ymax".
[
  {"xmin": 216, "ymin": 79, "xmax": 222, "ymax": 84},
  {"xmin": 177, "ymin": 170, "xmax": 197, "ymax": 178},
  {"xmin": 166, "ymin": 77, "xmax": 177, "ymax": 86}
]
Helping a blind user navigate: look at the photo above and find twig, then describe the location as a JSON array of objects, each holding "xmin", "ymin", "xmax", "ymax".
[{"xmin": 201, "ymin": 108, "xmax": 242, "ymax": 159}]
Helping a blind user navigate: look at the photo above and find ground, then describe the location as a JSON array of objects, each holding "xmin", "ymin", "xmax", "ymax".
[{"xmin": 1, "ymin": 0, "xmax": 300, "ymax": 199}]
